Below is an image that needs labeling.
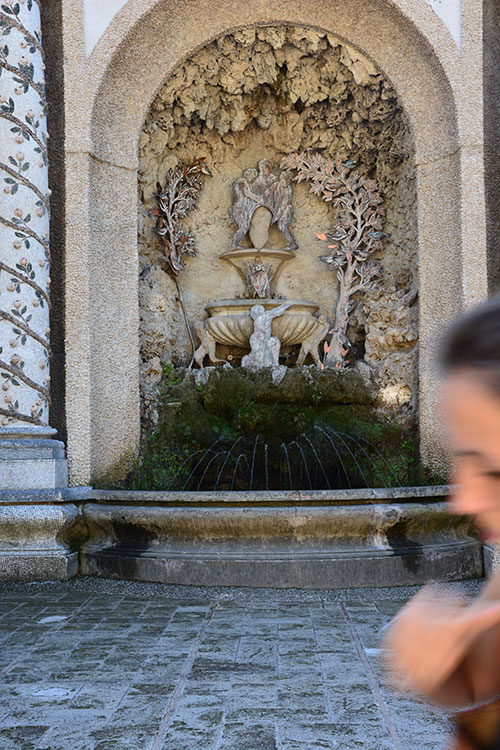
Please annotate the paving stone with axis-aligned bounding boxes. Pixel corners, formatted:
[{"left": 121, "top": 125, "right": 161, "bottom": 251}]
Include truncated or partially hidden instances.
[
  {"left": 0, "top": 724, "right": 49, "bottom": 750},
  {"left": 0, "top": 579, "right": 480, "bottom": 749},
  {"left": 217, "top": 718, "right": 278, "bottom": 750}
]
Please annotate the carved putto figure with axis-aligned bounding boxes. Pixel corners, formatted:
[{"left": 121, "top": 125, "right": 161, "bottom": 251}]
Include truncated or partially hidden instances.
[
  {"left": 241, "top": 303, "right": 291, "bottom": 370},
  {"left": 246, "top": 261, "right": 274, "bottom": 299},
  {"left": 193, "top": 320, "right": 227, "bottom": 369},
  {"left": 296, "top": 315, "right": 330, "bottom": 368},
  {"left": 231, "top": 159, "right": 297, "bottom": 251}
]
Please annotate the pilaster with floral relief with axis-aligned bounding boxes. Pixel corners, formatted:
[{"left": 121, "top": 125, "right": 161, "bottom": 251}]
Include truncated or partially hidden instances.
[{"left": 0, "top": 0, "right": 51, "bottom": 426}]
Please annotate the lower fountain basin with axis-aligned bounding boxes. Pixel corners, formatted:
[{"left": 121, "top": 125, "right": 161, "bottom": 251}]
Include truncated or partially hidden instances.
[
  {"left": 205, "top": 298, "right": 320, "bottom": 347},
  {"left": 79, "top": 487, "right": 484, "bottom": 588}
]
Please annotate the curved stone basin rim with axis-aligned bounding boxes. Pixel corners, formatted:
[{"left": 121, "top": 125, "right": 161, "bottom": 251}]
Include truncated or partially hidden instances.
[
  {"left": 79, "top": 485, "right": 480, "bottom": 588},
  {"left": 89, "top": 485, "right": 452, "bottom": 505},
  {"left": 205, "top": 297, "right": 320, "bottom": 347}
]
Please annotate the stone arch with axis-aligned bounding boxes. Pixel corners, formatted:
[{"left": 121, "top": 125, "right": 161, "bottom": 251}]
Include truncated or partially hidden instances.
[{"left": 65, "top": 0, "right": 483, "bottom": 483}]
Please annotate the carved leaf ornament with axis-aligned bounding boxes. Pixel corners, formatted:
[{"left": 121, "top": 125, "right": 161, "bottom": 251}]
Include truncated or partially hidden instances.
[{"left": 153, "top": 158, "right": 211, "bottom": 276}]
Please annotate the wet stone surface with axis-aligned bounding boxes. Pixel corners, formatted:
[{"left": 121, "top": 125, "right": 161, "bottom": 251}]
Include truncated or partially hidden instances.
[{"left": 0, "top": 578, "right": 482, "bottom": 749}]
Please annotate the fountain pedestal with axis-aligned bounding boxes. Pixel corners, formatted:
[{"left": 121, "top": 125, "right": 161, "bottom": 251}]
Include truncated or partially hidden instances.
[
  {"left": 198, "top": 160, "right": 326, "bottom": 362},
  {"left": 219, "top": 247, "right": 295, "bottom": 287}
]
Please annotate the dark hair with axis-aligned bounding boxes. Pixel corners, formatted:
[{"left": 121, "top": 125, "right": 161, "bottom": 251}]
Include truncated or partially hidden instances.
[{"left": 441, "top": 294, "right": 500, "bottom": 391}]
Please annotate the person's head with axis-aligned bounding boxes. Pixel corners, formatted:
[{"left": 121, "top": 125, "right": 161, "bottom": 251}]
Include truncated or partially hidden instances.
[
  {"left": 441, "top": 294, "right": 500, "bottom": 540},
  {"left": 250, "top": 304, "right": 265, "bottom": 320}
]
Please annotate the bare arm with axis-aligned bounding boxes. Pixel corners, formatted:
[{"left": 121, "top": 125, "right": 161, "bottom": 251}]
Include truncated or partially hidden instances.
[
  {"left": 269, "top": 303, "right": 291, "bottom": 319},
  {"left": 384, "top": 578, "right": 500, "bottom": 708},
  {"left": 432, "top": 573, "right": 500, "bottom": 706}
]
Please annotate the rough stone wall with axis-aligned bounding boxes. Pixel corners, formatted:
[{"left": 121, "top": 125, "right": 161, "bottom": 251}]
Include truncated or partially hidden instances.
[
  {"left": 483, "top": 0, "right": 500, "bottom": 293},
  {"left": 138, "top": 26, "right": 418, "bottom": 424},
  {"left": 41, "top": 0, "right": 66, "bottom": 441}
]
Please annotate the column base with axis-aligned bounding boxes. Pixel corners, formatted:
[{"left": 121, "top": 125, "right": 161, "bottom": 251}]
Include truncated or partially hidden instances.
[
  {"left": 0, "top": 501, "right": 81, "bottom": 581},
  {"left": 0, "top": 426, "right": 68, "bottom": 489},
  {"left": 0, "top": 550, "right": 78, "bottom": 581},
  {"left": 0, "top": 427, "right": 77, "bottom": 581}
]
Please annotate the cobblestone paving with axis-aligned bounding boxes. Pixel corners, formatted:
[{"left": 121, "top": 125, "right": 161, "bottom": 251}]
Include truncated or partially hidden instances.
[{"left": 0, "top": 579, "right": 482, "bottom": 749}]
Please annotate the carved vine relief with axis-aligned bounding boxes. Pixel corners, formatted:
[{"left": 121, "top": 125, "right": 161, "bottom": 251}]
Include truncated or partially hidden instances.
[{"left": 0, "top": 0, "right": 51, "bottom": 426}]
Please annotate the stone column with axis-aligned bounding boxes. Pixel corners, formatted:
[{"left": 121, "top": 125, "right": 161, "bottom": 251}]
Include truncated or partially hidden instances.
[
  {"left": 0, "top": 0, "right": 76, "bottom": 580},
  {"left": 0, "top": 0, "right": 51, "bottom": 430}
]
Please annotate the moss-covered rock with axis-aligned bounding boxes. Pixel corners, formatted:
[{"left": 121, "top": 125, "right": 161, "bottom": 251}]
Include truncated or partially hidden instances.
[{"left": 128, "top": 366, "right": 420, "bottom": 491}]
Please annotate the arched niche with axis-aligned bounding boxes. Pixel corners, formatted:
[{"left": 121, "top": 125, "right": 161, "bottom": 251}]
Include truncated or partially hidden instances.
[{"left": 64, "top": 0, "right": 482, "bottom": 484}]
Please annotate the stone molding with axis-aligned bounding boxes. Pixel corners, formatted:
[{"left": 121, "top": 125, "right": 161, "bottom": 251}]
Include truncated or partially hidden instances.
[
  {"left": 0, "top": 502, "right": 79, "bottom": 581},
  {"left": 0, "top": 486, "right": 486, "bottom": 586},
  {"left": 80, "top": 492, "right": 483, "bottom": 588}
]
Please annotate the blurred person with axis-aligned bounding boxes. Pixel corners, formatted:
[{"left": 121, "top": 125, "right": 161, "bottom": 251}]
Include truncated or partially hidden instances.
[{"left": 384, "top": 294, "right": 500, "bottom": 750}]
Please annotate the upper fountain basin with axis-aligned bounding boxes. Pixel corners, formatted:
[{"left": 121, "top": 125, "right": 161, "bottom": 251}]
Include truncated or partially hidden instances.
[
  {"left": 219, "top": 247, "right": 295, "bottom": 282},
  {"left": 205, "top": 298, "right": 320, "bottom": 347}
]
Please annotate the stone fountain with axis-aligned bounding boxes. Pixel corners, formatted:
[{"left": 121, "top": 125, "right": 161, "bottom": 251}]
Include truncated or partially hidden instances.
[
  {"left": 197, "top": 159, "right": 322, "bottom": 364},
  {"left": 79, "top": 166, "right": 483, "bottom": 590}
]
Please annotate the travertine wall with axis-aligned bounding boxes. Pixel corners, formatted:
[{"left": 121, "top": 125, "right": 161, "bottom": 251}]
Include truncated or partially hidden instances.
[{"left": 53, "top": 0, "right": 487, "bottom": 484}]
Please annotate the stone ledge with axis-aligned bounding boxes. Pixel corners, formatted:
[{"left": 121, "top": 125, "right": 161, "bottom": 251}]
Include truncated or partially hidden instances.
[
  {"left": 80, "top": 497, "right": 482, "bottom": 588},
  {"left": 0, "top": 487, "right": 92, "bottom": 504},
  {"left": 89, "top": 485, "right": 451, "bottom": 506}
]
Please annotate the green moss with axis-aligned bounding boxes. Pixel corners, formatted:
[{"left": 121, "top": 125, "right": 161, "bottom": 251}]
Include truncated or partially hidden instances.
[
  {"left": 128, "top": 433, "right": 194, "bottom": 490},
  {"left": 161, "top": 361, "right": 182, "bottom": 387},
  {"left": 129, "top": 367, "right": 423, "bottom": 491}
]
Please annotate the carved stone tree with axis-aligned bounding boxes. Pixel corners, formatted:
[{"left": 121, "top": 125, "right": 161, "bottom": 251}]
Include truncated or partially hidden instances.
[
  {"left": 152, "top": 158, "right": 211, "bottom": 363},
  {"left": 282, "top": 152, "right": 387, "bottom": 369}
]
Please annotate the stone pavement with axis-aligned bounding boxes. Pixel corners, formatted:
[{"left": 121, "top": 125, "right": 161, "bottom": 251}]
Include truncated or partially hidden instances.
[{"left": 0, "top": 578, "right": 483, "bottom": 750}]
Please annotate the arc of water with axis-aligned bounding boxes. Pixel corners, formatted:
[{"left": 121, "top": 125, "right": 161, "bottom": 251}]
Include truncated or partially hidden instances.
[
  {"left": 213, "top": 436, "right": 244, "bottom": 490},
  {"left": 324, "top": 426, "right": 370, "bottom": 487},
  {"left": 264, "top": 443, "right": 269, "bottom": 491},
  {"left": 290, "top": 439, "right": 312, "bottom": 490},
  {"left": 166, "top": 446, "right": 213, "bottom": 490},
  {"left": 180, "top": 436, "right": 225, "bottom": 490},
  {"left": 300, "top": 433, "right": 331, "bottom": 489},
  {"left": 280, "top": 442, "right": 293, "bottom": 490},
  {"left": 336, "top": 430, "right": 402, "bottom": 485},
  {"left": 165, "top": 448, "right": 204, "bottom": 490},
  {"left": 196, "top": 450, "right": 229, "bottom": 491},
  {"left": 314, "top": 425, "right": 352, "bottom": 489},
  {"left": 249, "top": 435, "right": 259, "bottom": 491},
  {"left": 335, "top": 430, "right": 390, "bottom": 486},
  {"left": 230, "top": 454, "right": 250, "bottom": 491}
]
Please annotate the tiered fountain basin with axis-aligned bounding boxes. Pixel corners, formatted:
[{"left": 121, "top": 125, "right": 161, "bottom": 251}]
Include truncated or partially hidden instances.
[
  {"left": 205, "top": 298, "right": 320, "bottom": 347},
  {"left": 219, "top": 247, "right": 295, "bottom": 280}
]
